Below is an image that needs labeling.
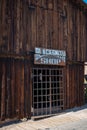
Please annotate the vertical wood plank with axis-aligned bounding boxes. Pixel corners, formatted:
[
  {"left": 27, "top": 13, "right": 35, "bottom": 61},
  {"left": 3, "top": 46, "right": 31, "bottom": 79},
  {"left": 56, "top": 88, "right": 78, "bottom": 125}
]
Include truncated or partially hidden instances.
[
  {"left": 11, "top": 59, "right": 15, "bottom": 117},
  {"left": 20, "top": 61, "right": 24, "bottom": 118},
  {"left": 6, "top": 59, "right": 11, "bottom": 118},
  {"left": 1, "top": 61, "right": 6, "bottom": 120}
]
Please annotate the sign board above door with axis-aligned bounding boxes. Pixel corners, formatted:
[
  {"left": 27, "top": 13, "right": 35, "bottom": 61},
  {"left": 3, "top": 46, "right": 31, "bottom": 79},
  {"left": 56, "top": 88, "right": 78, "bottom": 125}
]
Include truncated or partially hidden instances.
[{"left": 34, "top": 47, "right": 66, "bottom": 66}]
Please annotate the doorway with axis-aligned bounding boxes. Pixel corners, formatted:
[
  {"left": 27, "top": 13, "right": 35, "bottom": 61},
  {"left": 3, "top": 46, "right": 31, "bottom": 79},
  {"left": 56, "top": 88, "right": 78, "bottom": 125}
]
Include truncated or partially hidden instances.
[{"left": 32, "top": 68, "right": 64, "bottom": 116}]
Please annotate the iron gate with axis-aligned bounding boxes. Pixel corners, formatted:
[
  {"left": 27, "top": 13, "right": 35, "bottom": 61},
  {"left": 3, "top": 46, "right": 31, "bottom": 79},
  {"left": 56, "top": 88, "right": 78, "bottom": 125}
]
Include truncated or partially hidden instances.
[{"left": 32, "top": 68, "right": 64, "bottom": 116}]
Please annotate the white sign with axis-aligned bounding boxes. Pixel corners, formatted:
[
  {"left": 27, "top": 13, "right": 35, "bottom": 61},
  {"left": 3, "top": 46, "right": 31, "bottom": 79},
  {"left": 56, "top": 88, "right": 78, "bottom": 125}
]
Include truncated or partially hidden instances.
[
  {"left": 34, "top": 48, "right": 66, "bottom": 66},
  {"left": 35, "top": 48, "right": 66, "bottom": 56}
]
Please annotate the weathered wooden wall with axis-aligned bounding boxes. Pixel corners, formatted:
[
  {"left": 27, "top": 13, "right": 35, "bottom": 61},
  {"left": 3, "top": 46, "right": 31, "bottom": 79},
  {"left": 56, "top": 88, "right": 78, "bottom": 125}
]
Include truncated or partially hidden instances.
[
  {"left": 0, "top": 59, "right": 84, "bottom": 120},
  {"left": 65, "top": 63, "right": 84, "bottom": 109},
  {"left": 0, "top": 0, "right": 86, "bottom": 121},
  {"left": 0, "top": 0, "right": 87, "bottom": 61},
  {"left": 0, "top": 58, "right": 31, "bottom": 120}
]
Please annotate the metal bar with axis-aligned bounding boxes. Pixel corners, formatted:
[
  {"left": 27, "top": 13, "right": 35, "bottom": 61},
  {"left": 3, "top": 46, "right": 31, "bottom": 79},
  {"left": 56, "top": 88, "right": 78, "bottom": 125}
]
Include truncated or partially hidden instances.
[{"left": 32, "top": 67, "right": 64, "bottom": 116}]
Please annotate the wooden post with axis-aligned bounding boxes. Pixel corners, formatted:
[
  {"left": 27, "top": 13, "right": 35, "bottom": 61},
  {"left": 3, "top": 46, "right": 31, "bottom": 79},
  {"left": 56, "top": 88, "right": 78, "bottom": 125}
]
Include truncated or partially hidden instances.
[{"left": 1, "top": 62, "right": 6, "bottom": 120}]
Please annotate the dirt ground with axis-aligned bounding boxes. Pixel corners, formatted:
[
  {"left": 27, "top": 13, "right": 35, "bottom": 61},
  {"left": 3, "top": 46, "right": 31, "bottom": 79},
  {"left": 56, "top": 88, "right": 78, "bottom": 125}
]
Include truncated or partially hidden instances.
[{"left": 0, "top": 104, "right": 87, "bottom": 130}]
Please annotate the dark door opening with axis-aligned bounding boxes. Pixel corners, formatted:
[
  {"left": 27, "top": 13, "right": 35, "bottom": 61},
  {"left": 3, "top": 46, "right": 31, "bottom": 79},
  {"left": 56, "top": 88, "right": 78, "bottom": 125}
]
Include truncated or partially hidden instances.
[{"left": 32, "top": 68, "right": 64, "bottom": 116}]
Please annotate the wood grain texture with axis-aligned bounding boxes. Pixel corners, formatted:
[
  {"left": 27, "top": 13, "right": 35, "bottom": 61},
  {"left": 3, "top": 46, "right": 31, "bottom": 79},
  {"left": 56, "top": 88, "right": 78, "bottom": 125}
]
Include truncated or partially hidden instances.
[
  {"left": 0, "top": 0, "right": 87, "bottom": 61},
  {"left": 0, "top": 0, "right": 86, "bottom": 121}
]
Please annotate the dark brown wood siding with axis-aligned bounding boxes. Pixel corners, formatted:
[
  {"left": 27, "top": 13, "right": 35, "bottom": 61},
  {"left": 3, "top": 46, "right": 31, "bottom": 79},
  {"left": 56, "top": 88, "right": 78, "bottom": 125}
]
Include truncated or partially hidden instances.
[
  {"left": 0, "top": 59, "right": 84, "bottom": 120},
  {"left": 0, "top": 0, "right": 87, "bottom": 61},
  {"left": 65, "top": 63, "right": 84, "bottom": 109},
  {"left": 0, "top": 59, "right": 31, "bottom": 120},
  {"left": 0, "top": 0, "right": 86, "bottom": 121}
]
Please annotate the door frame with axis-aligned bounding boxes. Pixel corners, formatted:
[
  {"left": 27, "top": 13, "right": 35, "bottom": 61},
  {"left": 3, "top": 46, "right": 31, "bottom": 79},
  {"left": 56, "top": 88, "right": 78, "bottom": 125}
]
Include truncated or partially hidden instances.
[{"left": 31, "top": 66, "right": 65, "bottom": 117}]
